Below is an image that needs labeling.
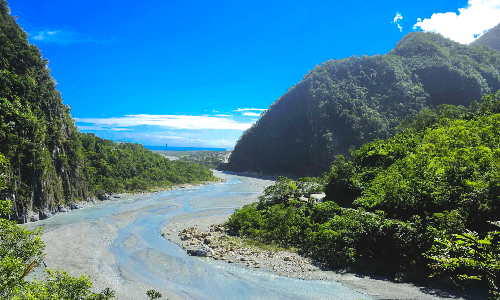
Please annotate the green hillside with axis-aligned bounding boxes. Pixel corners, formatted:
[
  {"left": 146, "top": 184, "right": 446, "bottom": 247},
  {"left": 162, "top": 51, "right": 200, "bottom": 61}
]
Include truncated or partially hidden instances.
[
  {"left": 471, "top": 22, "right": 500, "bottom": 51},
  {"left": 227, "top": 32, "right": 500, "bottom": 176},
  {"left": 0, "top": 0, "right": 216, "bottom": 223},
  {"left": 227, "top": 92, "right": 500, "bottom": 293}
]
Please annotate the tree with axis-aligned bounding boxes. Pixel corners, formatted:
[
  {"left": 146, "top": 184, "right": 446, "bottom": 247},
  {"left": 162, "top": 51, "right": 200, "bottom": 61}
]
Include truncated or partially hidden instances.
[
  {"left": 0, "top": 153, "right": 115, "bottom": 299},
  {"left": 425, "top": 222, "right": 500, "bottom": 299}
]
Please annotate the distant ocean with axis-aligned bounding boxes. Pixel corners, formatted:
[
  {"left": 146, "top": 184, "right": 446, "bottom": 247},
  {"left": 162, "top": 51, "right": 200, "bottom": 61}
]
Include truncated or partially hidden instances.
[{"left": 145, "top": 146, "right": 228, "bottom": 151}]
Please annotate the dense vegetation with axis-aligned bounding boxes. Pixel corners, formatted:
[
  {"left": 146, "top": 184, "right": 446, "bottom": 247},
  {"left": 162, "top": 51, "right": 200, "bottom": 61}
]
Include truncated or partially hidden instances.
[
  {"left": 0, "top": 153, "right": 113, "bottom": 299},
  {"left": 228, "top": 31, "right": 500, "bottom": 176},
  {"left": 227, "top": 91, "right": 500, "bottom": 297},
  {"left": 0, "top": 153, "right": 167, "bottom": 299},
  {"left": 154, "top": 150, "right": 230, "bottom": 169},
  {"left": 0, "top": 0, "right": 216, "bottom": 222},
  {"left": 472, "top": 22, "right": 500, "bottom": 51}
]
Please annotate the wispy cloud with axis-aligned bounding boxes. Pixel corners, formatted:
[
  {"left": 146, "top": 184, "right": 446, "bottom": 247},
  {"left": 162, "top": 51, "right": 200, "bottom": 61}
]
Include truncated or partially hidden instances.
[
  {"left": 414, "top": 0, "right": 500, "bottom": 44},
  {"left": 76, "top": 125, "right": 134, "bottom": 132},
  {"left": 392, "top": 12, "right": 403, "bottom": 32},
  {"left": 234, "top": 108, "right": 267, "bottom": 112},
  {"left": 242, "top": 112, "right": 262, "bottom": 117},
  {"left": 30, "top": 29, "right": 97, "bottom": 45},
  {"left": 76, "top": 114, "right": 254, "bottom": 130}
]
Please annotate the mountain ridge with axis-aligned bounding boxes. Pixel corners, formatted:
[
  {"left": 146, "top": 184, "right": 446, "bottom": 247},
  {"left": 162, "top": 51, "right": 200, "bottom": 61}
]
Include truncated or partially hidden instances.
[{"left": 226, "top": 31, "right": 500, "bottom": 176}]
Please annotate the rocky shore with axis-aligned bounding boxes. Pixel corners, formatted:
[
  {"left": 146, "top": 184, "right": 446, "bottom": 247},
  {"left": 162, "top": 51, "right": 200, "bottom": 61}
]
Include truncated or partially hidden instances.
[
  {"left": 161, "top": 218, "right": 489, "bottom": 300},
  {"left": 21, "top": 179, "right": 224, "bottom": 224},
  {"left": 162, "top": 224, "right": 332, "bottom": 280}
]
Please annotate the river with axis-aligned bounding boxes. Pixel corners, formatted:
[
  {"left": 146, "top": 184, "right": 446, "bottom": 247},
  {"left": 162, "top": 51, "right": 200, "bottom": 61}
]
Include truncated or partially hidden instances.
[{"left": 26, "top": 171, "right": 378, "bottom": 300}]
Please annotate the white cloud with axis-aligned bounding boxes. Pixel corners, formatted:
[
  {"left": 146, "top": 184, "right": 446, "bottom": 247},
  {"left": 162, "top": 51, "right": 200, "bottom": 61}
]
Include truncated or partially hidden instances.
[
  {"left": 76, "top": 114, "right": 253, "bottom": 130},
  {"left": 242, "top": 112, "right": 262, "bottom": 117},
  {"left": 30, "top": 29, "right": 98, "bottom": 45},
  {"left": 77, "top": 125, "right": 133, "bottom": 131},
  {"left": 393, "top": 12, "right": 403, "bottom": 32},
  {"left": 414, "top": 0, "right": 500, "bottom": 44},
  {"left": 234, "top": 108, "right": 267, "bottom": 112}
]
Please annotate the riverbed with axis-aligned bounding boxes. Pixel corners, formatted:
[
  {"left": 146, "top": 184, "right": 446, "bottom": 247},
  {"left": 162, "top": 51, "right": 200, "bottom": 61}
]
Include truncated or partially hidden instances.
[{"left": 26, "top": 171, "right": 474, "bottom": 300}]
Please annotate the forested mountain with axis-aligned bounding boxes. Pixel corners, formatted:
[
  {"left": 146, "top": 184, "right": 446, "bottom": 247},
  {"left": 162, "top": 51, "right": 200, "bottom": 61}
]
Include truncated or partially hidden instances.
[
  {"left": 0, "top": 1, "right": 216, "bottom": 223},
  {"left": 471, "top": 22, "right": 500, "bottom": 51},
  {"left": 227, "top": 32, "right": 500, "bottom": 176},
  {"left": 227, "top": 92, "right": 500, "bottom": 295}
]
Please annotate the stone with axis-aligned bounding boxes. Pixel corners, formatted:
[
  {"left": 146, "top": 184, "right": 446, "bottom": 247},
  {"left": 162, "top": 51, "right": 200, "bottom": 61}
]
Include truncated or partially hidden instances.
[
  {"left": 59, "top": 206, "right": 70, "bottom": 213},
  {"left": 69, "top": 203, "right": 83, "bottom": 210},
  {"left": 97, "top": 193, "right": 110, "bottom": 201},
  {"left": 204, "top": 238, "right": 211, "bottom": 245},
  {"left": 284, "top": 256, "right": 291, "bottom": 261},
  {"left": 29, "top": 214, "right": 39, "bottom": 222},
  {"left": 114, "top": 195, "right": 121, "bottom": 198},
  {"left": 394, "top": 272, "right": 410, "bottom": 283},
  {"left": 39, "top": 210, "right": 52, "bottom": 220},
  {"left": 196, "top": 244, "right": 215, "bottom": 257},
  {"left": 186, "top": 249, "right": 197, "bottom": 256}
]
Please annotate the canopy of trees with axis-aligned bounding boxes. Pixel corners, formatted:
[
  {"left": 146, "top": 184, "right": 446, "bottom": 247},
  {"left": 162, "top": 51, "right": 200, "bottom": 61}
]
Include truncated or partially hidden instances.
[
  {"left": 227, "top": 92, "right": 500, "bottom": 297},
  {"left": 228, "top": 31, "right": 500, "bottom": 176},
  {"left": 471, "top": 22, "right": 500, "bottom": 51}
]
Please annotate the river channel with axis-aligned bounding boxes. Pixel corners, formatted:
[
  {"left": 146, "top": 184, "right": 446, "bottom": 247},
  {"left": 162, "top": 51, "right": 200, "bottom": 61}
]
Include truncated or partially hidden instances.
[{"left": 27, "top": 171, "right": 376, "bottom": 300}]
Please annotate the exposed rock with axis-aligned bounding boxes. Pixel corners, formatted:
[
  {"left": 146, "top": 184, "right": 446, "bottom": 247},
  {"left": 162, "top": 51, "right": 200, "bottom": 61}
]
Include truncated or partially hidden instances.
[
  {"left": 113, "top": 195, "right": 121, "bottom": 198},
  {"left": 69, "top": 203, "right": 83, "bottom": 210},
  {"left": 39, "top": 210, "right": 52, "bottom": 220},
  {"left": 59, "top": 206, "right": 70, "bottom": 213},
  {"left": 29, "top": 214, "right": 39, "bottom": 222},
  {"left": 97, "top": 193, "right": 110, "bottom": 201},
  {"left": 186, "top": 249, "right": 197, "bottom": 256},
  {"left": 196, "top": 244, "right": 215, "bottom": 257}
]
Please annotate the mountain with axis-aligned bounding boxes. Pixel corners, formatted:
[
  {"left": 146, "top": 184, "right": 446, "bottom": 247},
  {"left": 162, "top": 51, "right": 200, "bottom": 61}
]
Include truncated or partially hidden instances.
[
  {"left": 226, "top": 32, "right": 500, "bottom": 176},
  {"left": 471, "top": 22, "right": 500, "bottom": 51},
  {"left": 0, "top": 1, "right": 216, "bottom": 223}
]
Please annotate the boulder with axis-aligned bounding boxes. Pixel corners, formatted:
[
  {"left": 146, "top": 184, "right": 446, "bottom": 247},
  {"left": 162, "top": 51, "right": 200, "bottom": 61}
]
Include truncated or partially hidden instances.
[
  {"left": 69, "top": 203, "right": 83, "bottom": 210},
  {"left": 39, "top": 210, "right": 52, "bottom": 220},
  {"left": 186, "top": 249, "right": 197, "bottom": 256},
  {"left": 196, "top": 244, "right": 215, "bottom": 257},
  {"left": 59, "top": 206, "right": 70, "bottom": 213},
  {"left": 29, "top": 214, "right": 39, "bottom": 222},
  {"left": 97, "top": 193, "right": 110, "bottom": 201}
]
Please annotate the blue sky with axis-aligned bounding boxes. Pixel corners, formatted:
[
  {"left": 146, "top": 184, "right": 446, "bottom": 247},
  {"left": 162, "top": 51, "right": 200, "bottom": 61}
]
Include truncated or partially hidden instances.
[{"left": 10, "top": 0, "right": 500, "bottom": 149}]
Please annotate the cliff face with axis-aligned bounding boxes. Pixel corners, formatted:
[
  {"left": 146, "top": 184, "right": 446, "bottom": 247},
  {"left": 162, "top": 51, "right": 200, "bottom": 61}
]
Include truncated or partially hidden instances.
[
  {"left": 0, "top": 1, "right": 92, "bottom": 222},
  {"left": 227, "top": 32, "right": 500, "bottom": 176},
  {"left": 0, "top": 1, "right": 219, "bottom": 223}
]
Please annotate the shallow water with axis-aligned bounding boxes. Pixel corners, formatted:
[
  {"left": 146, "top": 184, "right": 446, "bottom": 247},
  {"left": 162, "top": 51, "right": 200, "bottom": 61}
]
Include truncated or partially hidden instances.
[{"left": 28, "top": 171, "right": 375, "bottom": 300}]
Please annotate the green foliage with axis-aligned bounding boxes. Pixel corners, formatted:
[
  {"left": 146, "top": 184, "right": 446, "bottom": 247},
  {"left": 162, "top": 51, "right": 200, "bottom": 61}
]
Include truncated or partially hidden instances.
[
  {"left": 0, "top": 1, "right": 217, "bottom": 220},
  {"left": 146, "top": 289, "right": 162, "bottom": 300},
  {"left": 79, "top": 134, "right": 217, "bottom": 195},
  {"left": 228, "top": 92, "right": 500, "bottom": 276},
  {"left": 229, "top": 31, "right": 500, "bottom": 176},
  {"left": 425, "top": 223, "right": 500, "bottom": 299},
  {"left": 471, "top": 22, "right": 500, "bottom": 52},
  {"left": 17, "top": 270, "right": 116, "bottom": 300},
  {"left": 326, "top": 92, "right": 500, "bottom": 231},
  {"left": 154, "top": 150, "right": 230, "bottom": 169},
  {"left": 0, "top": 152, "right": 114, "bottom": 299}
]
